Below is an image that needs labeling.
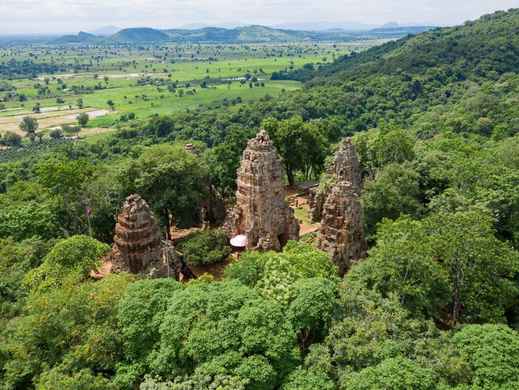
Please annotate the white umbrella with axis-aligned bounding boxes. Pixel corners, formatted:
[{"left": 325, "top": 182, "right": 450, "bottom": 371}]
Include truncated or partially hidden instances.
[{"left": 230, "top": 234, "right": 248, "bottom": 248}]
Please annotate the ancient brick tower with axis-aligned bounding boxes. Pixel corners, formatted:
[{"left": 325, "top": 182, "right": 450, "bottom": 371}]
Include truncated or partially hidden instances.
[
  {"left": 316, "top": 138, "right": 367, "bottom": 275},
  {"left": 110, "top": 194, "right": 163, "bottom": 274},
  {"left": 226, "top": 130, "right": 299, "bottom": 251}
]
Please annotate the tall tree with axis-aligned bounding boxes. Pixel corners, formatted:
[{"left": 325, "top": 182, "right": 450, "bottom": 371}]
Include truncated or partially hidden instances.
[{"left": 123, "top": 144, "right": 208, "bottom": 238}]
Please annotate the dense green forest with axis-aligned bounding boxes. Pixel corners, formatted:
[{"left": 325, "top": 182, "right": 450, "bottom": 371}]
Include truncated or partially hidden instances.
[{"left": 1, "top": 8, "right": 519, "bottom": 390}]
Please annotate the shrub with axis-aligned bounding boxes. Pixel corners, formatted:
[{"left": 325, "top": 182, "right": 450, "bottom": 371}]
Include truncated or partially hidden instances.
[{"left": 178, "top": 229, "right": 231, "bottom": 266}]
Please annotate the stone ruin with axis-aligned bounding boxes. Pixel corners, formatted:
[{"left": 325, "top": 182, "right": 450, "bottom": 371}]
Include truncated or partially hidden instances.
[
  {"left": 314, "top": 138, "right": 367, "bottom": 275},
  {"left": 110, "top": 194, "right": 189, "bottom": 278},
  {"left": 110, "top": 194, "right": 164, "bottom": 274},
  {"left": 225, "top": 130, "right": 300, "bottom": 251},
  {"left": 309, "top": 137, "right": 363, "bottom": 222}
]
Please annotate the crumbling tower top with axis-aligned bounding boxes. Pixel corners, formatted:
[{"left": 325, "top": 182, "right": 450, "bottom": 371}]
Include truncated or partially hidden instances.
[
  {"left": 110, "top": 194, "right": 163, "bottom": 274},
  {"left": 226, "top": 130, "right": 299, "bottom": 251}
]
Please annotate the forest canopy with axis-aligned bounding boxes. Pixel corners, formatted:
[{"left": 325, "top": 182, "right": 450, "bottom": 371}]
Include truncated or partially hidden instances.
[{"left": 1, "top": 8, "right": 519, "bottom": 390}]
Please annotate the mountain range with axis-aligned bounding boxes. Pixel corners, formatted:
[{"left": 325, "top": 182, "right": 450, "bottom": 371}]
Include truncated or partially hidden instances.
[{"left": 54, "top": 24, "right": 436, "bottom": 44}]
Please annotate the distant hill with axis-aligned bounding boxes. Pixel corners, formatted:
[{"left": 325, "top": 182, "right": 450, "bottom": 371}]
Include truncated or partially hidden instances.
[
  {"left": 368, "top": 26, "right": 437, "bottom": 36},
  {"left": 162, "top": 25, "right": 315, "bottom": 43},
  {"left": 52, "top": 24, "right": 435, "bottom": 45},
  {"left": 311, "top": 9, "right": 519, "bottom": 82},
  {"left": 111, "top": 28, "right": 170, "bottom": 42},
  {"left": 54, "top": 31, "right": 100, "bottom": 44}
]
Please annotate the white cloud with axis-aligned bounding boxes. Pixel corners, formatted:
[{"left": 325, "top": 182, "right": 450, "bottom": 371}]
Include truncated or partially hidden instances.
[{"left": 1, "top": 0, "right": 518, "bottom": 34}]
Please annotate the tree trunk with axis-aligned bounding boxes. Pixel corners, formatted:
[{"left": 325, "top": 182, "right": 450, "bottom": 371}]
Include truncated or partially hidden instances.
[
  {"left": 164, "top": 209, "right": 172, "bottom": 241},
  {"left": 286, "top": 164, "right": 295, "bottom": 186}
]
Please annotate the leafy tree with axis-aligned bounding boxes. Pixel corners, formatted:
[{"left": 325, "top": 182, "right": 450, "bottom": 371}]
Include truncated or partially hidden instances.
[
  {"left": 116, "top": 279, "right": 182, "bottom": 387},
  {"left": 282, "top": 367, "right": 335, "bottom": 390},
  {"left": 124, "top": 144, "right": 208, "bottom": 235},
  {"left": 77, "top": 112, "right": 89, "bottom": 127},
  {"left": 49, "top": 128, "right": 64, "bottom": 139},
  {"left": 341, "top": 357, "right": 437, "bottom": 390},
  {"left": 149, "top": 281, "right": 298, "bottom": 388},
  {"left": 452, "top": 324, "right": 519, "bottom": 389},
  {"left": 362, "top": 162, "right": 424, "bottom": 238},
  {"left": 0, "top": 237, "right": 51, "bottom": 323},
  {"left": 263, "top": 116, "right": 329, "bottom": 185},
  {"left": 79, "top": 165, "right": 127, "bottom": 242},
  {"left": 1, "top": 131, "right": 22, "bottom": 147},
  {"left": 426, "top": 210, "right": 519, "bottom": 323},
  {"left": 19, "top": 116, "right": 38, "bottom": 139},
  {"left": 35, "top": 156, "right": 95, "bottom": 235},
  {"left": 350, "top": 210, "right": 519, "bottom": 324},
  {"left": 177, "top": 229, "right": 231, "bottom": 266},
  {"left": 204, "top": 124, "right": 255, "bottom": 197},
  {"left": 354, "top": 128, "right": 415, "bottom": 176},
  {"left": 0, "top": 181, "right": 59, "bottom": 240},
  {"left": 348, "top": 217, "right": 450, "bottom": 319},
  {"left": 226, "top": 241, "right": 338, "bottom": 303},
  {"left": 36, "top": 368, "right": 117, "bottom": 390},
  {"left": 288, "top": 278, "right": 337, "bottom": 352},
  {"left": 2, "top": 274, "right": 132, "bottom": 389},
  {"left": 145, "top": 115, "right": 175, "bottom": 138},
  {"left": 24, "top": 235, "right": 109, "bottom": 293},
  {"left": 140, "top": 374, "right": 247, "bottom": 390}
]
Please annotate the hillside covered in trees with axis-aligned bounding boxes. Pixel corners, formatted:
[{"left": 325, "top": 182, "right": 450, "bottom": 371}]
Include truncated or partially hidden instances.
[{"left": 1, "top": 8, "right": 519, "bottom": 390}]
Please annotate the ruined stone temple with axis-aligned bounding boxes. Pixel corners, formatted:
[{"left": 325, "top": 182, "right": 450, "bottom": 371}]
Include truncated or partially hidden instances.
[
  {"left": 309, "top": 137, "right": 363, "bottom": 222},
  {"left": 315, "top": 138, "right": 367, "bottom": 275},
  {"left": 225, "top": 130, "right": 300, "bottom": 251},
  {"left": 110, "top": 194, "right": 168, "bottom": 275}
]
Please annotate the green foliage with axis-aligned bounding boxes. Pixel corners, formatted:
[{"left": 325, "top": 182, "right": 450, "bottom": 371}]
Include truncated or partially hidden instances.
[
  {"left": 123, "top": 143, "right": 208, "bottom": 229},
  {"left": 354, "top": 128, "right": 415, "bottom": 175},
  {"left": 348, "top": 217, "right": 450, "bottom": 319},
  {"left": 0, "top": 131, "right": 22, "bottom": 147},
  {"left": 150, "top": 281, "right": 298, "bottom": 388},
  {"left": 282, "top": 367, "right": 335, "bottom": 390},
  {"left": 0, "top": 181, "right": 59, "bottom": 240},
  {"left": 226, "top": 241, "right": 338, "bottom": 303},
  {"left": 452, "top": 324, "right": 519, "bottom": 389},
  {"left": 36, "top": 368, "right": 118, "bottom": 390},
  {"left": 426, "top": 211, "right": 519, "bottom": 323},
  {"left": 178, "top": 229, "right": 231, "bottom": 266},
  {"left": 2, "top": 10, "right": 519, "bottom": 390},
  {"left": 326, "top": 284, "right": 437, "bottom": 372},
  {"left": 351, "top": 210, "right": 519, "bottom": 324},
  {"left": 19, "top": 116, "right": 38, "bottom": 135},
  {"left": 362, "top": 162, "right": 424, "bottom": 238},
  {"left": 288, "top": 278, "right": 338, "bottom": 351},
  {"left": 0, "top": 237, "right": 52, "bottom": 323},
  {"left": 49, "top": 128, "right": 64, "bottom": 140},
  {"left": 77, "top": 112, "right": 90, "bottom": 127},
  {"left": 116, "top": 279, "right": 182, "bottom": 387},
  {"left": 24, "top": 235, "right": 109, "bottom": 293},
  {"left": 341, "top": 357, "right": 437, "bottom": 390},
  {"left": 2, "top": 274, "right": 133, "bottom": 389},
  {"left": 263, "top": 116, "right": 330, "bottom": 184},
  {"left": 140, "top": 373, "right": 247, "bottom": 390},
  {"left": 417, "top": 132, "right": 519, "bottom": 248}
]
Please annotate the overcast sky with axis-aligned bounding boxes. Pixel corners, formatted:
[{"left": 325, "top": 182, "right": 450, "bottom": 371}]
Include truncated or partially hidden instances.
[{"left": 1, "top": 0, "right": 519, "bottom": 35}]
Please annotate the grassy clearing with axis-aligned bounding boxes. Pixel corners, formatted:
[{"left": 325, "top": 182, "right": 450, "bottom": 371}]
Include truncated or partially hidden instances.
[{"left": 86, "top": 80, "right": 301, "bottom": 126}]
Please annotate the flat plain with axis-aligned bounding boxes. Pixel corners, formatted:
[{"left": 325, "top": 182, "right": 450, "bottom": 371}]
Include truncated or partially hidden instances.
[{"left": 0, "top": 41, "right": 383, "bottom": 138}]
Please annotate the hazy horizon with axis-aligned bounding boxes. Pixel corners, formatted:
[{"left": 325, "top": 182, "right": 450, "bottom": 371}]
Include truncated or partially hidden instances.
[{"left": 1, "top": 0, "right": 519, "bottom": 35}]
